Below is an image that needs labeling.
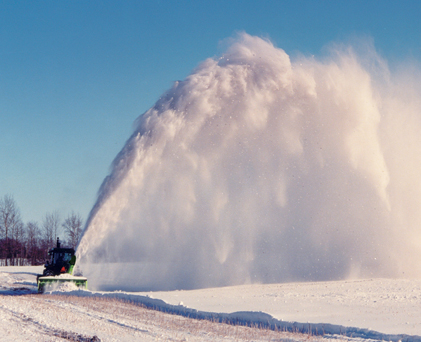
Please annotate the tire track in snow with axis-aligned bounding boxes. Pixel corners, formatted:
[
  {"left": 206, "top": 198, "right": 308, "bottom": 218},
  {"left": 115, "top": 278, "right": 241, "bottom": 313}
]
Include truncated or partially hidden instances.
[
  {"left": 36, "top": 296, "right": 150, "bottom": 335},
  {"left": 0, "top": 302, "right": 100, "bottom": 341}
]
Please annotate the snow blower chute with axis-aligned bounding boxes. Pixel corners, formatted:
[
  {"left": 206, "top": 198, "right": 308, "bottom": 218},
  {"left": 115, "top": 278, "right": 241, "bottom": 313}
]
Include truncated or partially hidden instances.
[{"left": 37, "top": 238, "right": 87, "bottom": 293}]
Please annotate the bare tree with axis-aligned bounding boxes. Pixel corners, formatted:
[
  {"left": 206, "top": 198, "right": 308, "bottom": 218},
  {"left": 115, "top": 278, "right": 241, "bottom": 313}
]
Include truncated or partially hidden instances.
[
  {"left": 42, "top": 211, "right": 61, "bottom": 250},
  {"left": 0, "top": 195, "right": 22, "bottom": 265},
  {"left": 62, "top": 212, "right": 83, "bottom": 248},
  {"left": 26, "top": 221, "right": 40, "bottom": 265},
  {"left": 11, "top": 219, "right": 24, "bottom": 265}
]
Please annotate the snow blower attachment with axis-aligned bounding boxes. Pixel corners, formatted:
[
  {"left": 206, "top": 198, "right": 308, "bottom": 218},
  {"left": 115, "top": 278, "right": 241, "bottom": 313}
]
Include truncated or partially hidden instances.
[{"left": 37, "top": 238, "right": 87, "bottom": 293}]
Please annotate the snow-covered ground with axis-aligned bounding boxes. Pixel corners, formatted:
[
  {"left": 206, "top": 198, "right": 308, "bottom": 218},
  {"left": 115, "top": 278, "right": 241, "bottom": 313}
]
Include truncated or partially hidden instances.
[
  {"left": 1, "top": 266, "right": 421, "bottom": 341},
  {"left": 142, "top": 278, "right": 421, "bottom": 336}
]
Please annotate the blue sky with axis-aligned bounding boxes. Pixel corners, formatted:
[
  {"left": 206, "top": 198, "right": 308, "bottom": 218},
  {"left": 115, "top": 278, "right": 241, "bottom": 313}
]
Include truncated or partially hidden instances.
[{"left": 1, "top": 0, "right": 420, "bottom": 225}]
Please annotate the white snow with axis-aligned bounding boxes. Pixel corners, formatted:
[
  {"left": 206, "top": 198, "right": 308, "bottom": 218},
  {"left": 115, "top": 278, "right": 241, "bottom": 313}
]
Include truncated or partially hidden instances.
[
  {"left": 78, "top": 34, "right": 421, "bottom": 293},
  {"left": 140, "top": 278, "right": 421, "bottom": 335},
  {"left": 1, "top": 266, "right": 421, "bottom": 341}
]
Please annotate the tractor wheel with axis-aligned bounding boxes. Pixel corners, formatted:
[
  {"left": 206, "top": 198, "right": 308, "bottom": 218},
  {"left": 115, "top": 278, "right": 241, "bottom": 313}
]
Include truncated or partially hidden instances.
[{"left": 43, "top": 269, "right": 54, "bottom": 276}]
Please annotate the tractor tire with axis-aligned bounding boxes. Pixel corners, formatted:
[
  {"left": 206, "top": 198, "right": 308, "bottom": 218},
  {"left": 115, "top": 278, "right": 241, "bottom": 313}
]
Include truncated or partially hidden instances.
[{"left": 43, "top": 269, "right": 54, "bottom": 276}]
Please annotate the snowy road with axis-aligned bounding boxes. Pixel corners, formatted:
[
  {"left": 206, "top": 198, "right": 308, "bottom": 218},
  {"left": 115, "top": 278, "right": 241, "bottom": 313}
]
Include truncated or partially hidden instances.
[
  {"left": 1, "top": 266, "right": 421, "bottom": 341},
  {"left": 4, "top": 294, "right": 313, "bottom": 341},
  {"left": 0, "top": 266, "right": 330, "bottom": 341}
]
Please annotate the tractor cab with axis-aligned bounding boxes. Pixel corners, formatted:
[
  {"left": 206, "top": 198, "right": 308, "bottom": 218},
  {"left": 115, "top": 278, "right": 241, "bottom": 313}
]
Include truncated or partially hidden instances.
[{"left": 43, "top": 238, "right": 76, "bottom": 276}]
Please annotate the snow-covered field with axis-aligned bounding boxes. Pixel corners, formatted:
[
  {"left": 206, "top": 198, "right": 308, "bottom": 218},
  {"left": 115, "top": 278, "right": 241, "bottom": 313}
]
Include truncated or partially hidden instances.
[{"left": 1, "top": 266, "right": 421, "bottom": 341}]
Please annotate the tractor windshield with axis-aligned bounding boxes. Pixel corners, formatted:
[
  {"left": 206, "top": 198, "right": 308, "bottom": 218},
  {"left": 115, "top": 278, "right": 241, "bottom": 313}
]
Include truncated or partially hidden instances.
[
  {"left": 63, "top": 252, "right": 73, "bottom": 262},
  {"left": 50, "top": 251, "right": 74, "bottom": 264}
]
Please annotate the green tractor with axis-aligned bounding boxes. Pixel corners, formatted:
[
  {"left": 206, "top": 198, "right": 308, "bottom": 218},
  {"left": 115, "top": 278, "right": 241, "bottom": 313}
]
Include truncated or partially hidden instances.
[{"left": 37, "top": 238, "right": 87, "bottom": 293}]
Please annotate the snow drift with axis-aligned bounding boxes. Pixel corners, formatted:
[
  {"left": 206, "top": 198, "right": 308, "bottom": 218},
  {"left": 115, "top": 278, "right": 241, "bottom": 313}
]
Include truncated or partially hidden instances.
[{"left": 77, "top": 33, "right": 421, "bottom": 291}]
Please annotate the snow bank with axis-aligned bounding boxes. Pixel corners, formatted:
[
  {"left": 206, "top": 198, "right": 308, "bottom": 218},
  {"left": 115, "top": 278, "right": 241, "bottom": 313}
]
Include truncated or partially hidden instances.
[{"left": 55, "top": 286, "right": 421, "bottom": 342}]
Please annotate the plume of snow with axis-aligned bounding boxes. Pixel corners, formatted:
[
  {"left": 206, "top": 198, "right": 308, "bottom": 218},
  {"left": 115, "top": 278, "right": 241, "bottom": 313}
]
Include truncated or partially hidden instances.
[{"left": 77, "top": 33, "right": 421, "bottom": 291}]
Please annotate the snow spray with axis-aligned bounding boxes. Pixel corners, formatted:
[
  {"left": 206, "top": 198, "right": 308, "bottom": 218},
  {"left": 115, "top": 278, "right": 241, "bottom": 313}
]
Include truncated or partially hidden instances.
[{"left": 77, "top": 33, "right": 421, "bottom": 291}]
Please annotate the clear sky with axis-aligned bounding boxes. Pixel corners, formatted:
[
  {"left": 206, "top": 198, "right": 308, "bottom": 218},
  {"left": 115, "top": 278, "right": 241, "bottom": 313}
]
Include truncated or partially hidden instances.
[{"left": 1, "top": 0, "right": 420, "bottom": 225}]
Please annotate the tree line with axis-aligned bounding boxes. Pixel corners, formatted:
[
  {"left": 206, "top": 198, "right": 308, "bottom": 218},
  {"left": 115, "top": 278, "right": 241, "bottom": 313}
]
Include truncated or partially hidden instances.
[{"left": 0, "top": 194, "right": 83, "bottom": 266}]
